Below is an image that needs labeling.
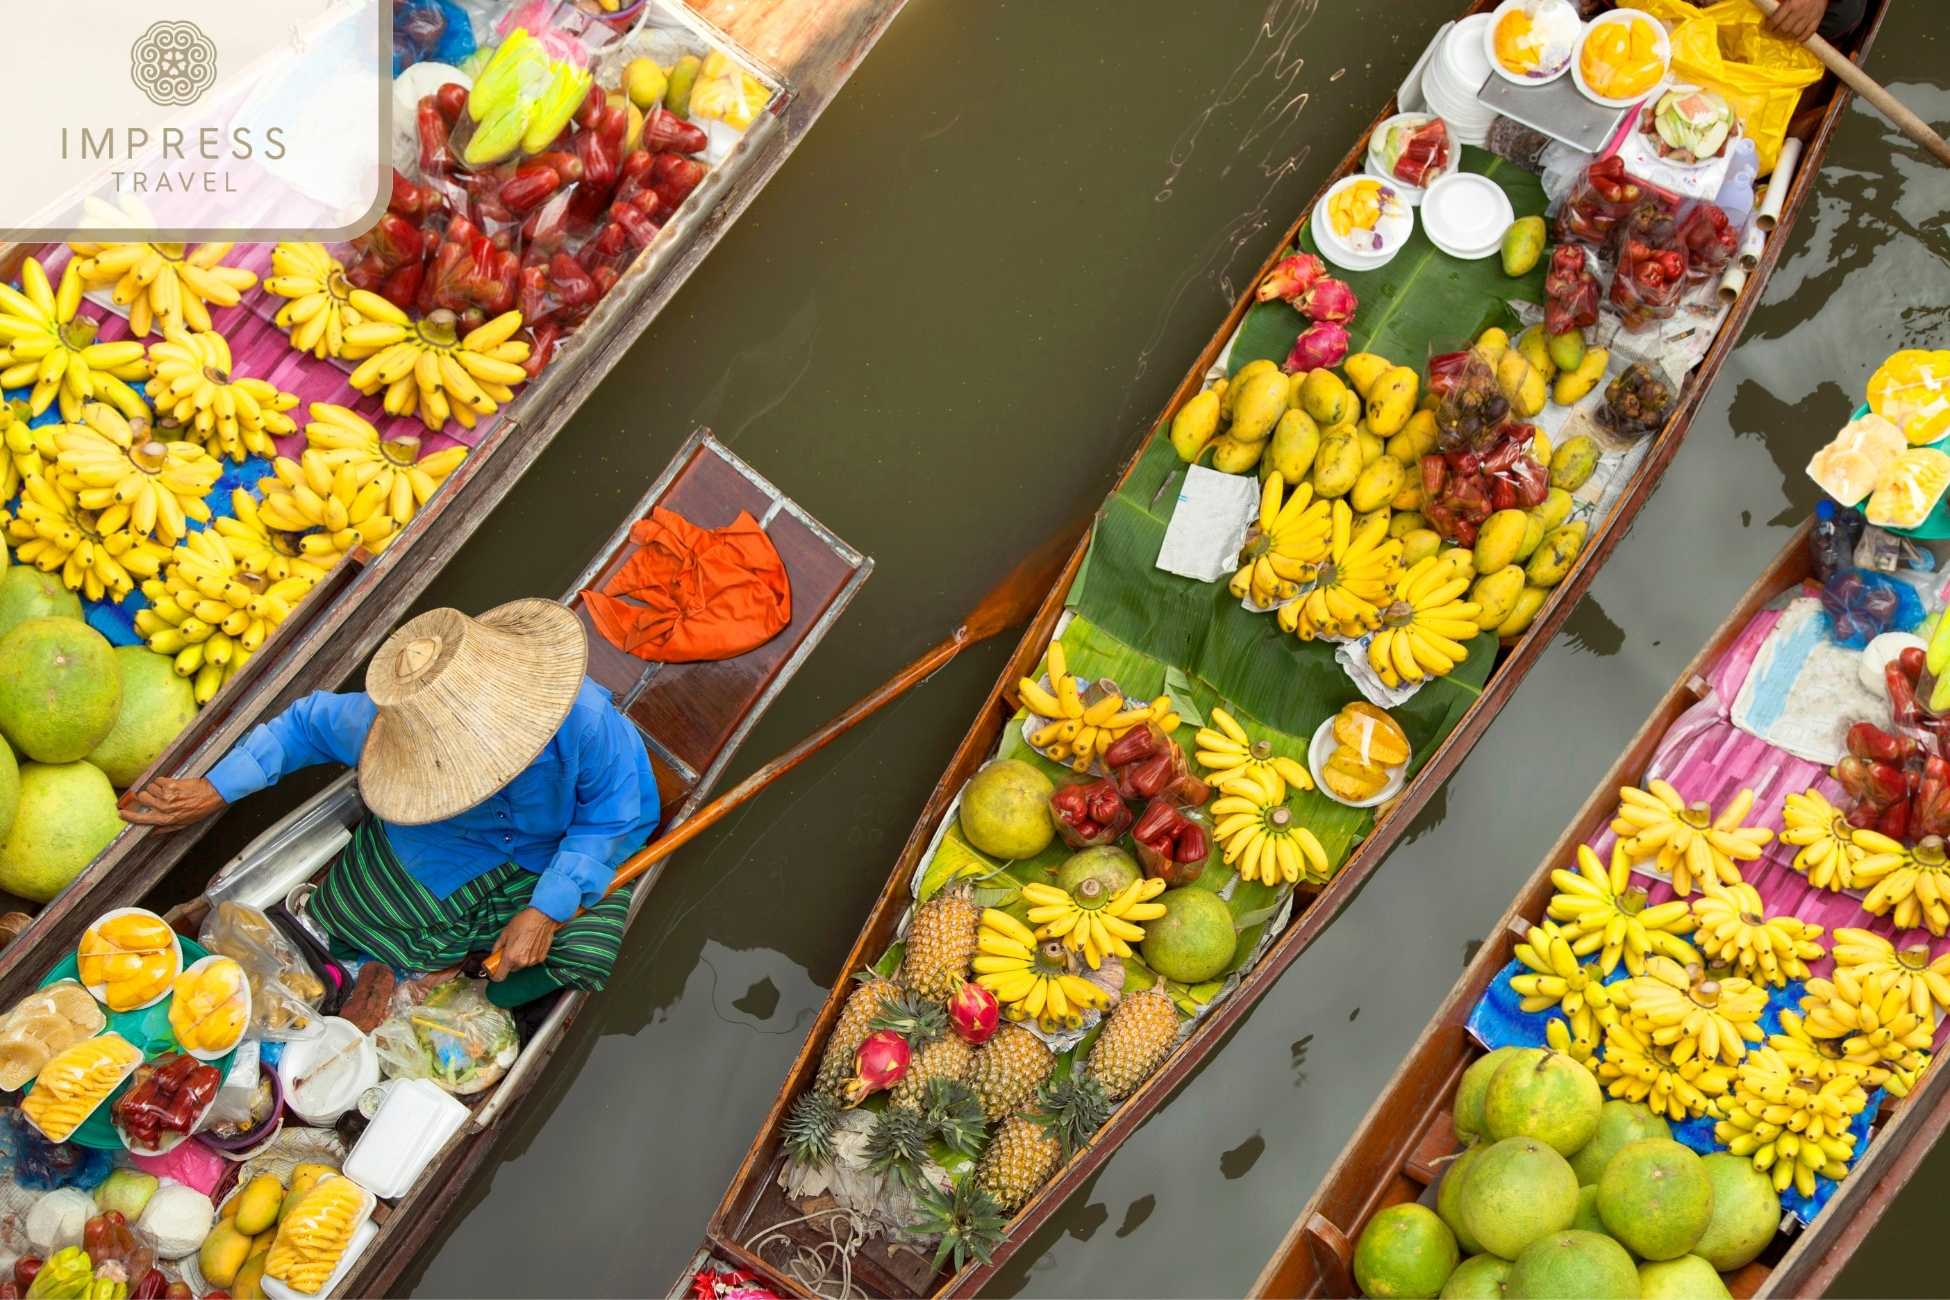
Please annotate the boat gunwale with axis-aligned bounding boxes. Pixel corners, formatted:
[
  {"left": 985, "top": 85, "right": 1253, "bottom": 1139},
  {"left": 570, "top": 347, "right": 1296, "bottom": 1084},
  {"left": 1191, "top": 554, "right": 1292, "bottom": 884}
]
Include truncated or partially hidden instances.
[{"left": 697, "top": 1, "right": 1880, "bottom": 1288}]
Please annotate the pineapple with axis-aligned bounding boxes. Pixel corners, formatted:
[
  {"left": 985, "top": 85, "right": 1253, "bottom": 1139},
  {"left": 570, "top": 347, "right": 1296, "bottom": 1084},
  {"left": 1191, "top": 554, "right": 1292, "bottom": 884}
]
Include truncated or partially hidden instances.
[
  {"left": 890, "top": 1034, "right": 976, "bottom": 1112},
  {"left": 782, "top": 1091, "right": 843, "bottom": 1166},
  {"left": 814, "top": 974, "right": 902, "bottom": 1095},
  {"left": 902, "top": 883, "right": 981, "bottom": 1002},
  {"left": 1083, "top": 987, "right": 1181, "bottom": 1100},
  {"left": 969, "top": 1023, "right": 1054, "bottom": 1122},
  {"left": 975, "top": 1074, "right": 1112, "bottom": 1212}
]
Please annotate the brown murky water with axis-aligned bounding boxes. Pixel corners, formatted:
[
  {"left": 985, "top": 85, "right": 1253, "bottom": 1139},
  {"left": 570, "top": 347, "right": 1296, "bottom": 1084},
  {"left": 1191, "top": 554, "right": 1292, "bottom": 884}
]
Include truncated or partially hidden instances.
[{"left": 177, "top": 0, "right": 1950, "bottom": 1293}]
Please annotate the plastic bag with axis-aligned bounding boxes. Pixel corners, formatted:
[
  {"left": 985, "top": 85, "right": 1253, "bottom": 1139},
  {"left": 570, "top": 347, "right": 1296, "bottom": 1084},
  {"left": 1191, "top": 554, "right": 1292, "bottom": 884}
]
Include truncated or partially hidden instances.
[
  {"left": 1675, "top": 200, "right": 1740, "bottom": 281},
  {"left": 372, "top": 979, "right": 517, "bottom": 1095},
  {"left": 1609, "top": 202, "right": 1688, "bottom": 330},
  {"left": 198, "top": 903, "right": 326, "bottom": 1043},
  {"left": 1618, "top": 0, "right": 1823, "bottom": 176},
  {"left": 1866, "top": 448, "right": 1950, "bottom": 530},
  {"left": 1130, "top": 797, "right": 1213, "bottom": 888},
  {"left": 1553, "top": 156, "right": 1644, "bottom": 246},
  {"left": 1868, "top": 349, "right": 1950, "bottom": 446},
  {"left": 1047, "top": 776, "right": 1132, "bottom": 850},
  {"left": 1821, "top": 569, "right": 1924, "bottom": 649},
  {"left": 21, "top": 1036, "right": 142, "bottom": 1144},
  {"left": 0, "top": 1112, "right": 111, "bottom": 1194},
  {"left": 394, "top": 0, "right": 477, "bottom": 76}
]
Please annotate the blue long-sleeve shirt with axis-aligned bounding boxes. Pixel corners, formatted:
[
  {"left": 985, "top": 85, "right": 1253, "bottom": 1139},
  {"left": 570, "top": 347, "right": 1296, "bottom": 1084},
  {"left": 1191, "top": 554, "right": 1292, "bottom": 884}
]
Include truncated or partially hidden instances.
[{"left": 206, "top": 678, "right": 661, "bottom": 923}]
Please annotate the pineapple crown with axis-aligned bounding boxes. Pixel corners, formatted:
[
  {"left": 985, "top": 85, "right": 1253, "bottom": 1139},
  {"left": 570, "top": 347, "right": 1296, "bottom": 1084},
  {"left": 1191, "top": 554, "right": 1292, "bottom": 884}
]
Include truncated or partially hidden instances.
[
  {"left": 782, "top": 1090, "right": 843, "bottom": 1168},
  {"left": 1026, "top": 1072, "right": 1113, "bottom": 1160},
  {"left": 864, "top": 1105, "right": 936, "bottom": 1184},
  {"left": 920, "top": 1077, "right": 987, "bottom": 1157},
  {"left": 911, "top": 1177, "right": 1007, "bottom": 1275},
  {"left": 869, "top": 989, "right": 949, "bottom": 1047}
]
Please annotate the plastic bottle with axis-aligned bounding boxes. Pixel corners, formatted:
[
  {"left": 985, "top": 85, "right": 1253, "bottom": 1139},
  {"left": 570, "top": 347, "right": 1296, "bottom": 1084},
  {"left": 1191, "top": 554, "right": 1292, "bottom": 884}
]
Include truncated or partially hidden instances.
[
  {"left": 1811, "top": 500, "right": 1851, "bottom": 582},
  {"left": 1714, "top": 137, "right": 1760, "bottom": 227}
]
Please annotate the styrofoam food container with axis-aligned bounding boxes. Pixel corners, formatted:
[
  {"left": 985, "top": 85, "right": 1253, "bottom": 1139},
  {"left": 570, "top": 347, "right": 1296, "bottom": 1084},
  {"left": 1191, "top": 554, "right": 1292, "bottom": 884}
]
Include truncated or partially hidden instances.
[
  {"left": 1484, "top": 0, "right": 1582, "bottom": 85},
  {"left": 342, "top": 1077, "right": 469, "bottom": 1199},
  {"left": 80, "top": 908, "right": 183, "bottom": 1012},
  {"left": 1572, "top": 8, "right": 1671, "bottom": 109},
  {"left": 277, "top": 1017, "right": 379, "bottom": 1124},
  {"left": 1420, "top": 173, "right": 1515, "bottom": 260},
  {"left": 1309, "top": 718, "right": 1408, "bottom": 809},
  {"left": 260, "top": 1191, "right": 377, "bottom": 1299}
]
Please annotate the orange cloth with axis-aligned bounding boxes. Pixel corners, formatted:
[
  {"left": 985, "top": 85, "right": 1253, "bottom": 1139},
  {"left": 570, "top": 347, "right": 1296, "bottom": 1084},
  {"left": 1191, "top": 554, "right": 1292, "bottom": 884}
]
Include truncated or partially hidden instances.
[{"left": 582, "top": 507, "right": 792, "bottom": 662}]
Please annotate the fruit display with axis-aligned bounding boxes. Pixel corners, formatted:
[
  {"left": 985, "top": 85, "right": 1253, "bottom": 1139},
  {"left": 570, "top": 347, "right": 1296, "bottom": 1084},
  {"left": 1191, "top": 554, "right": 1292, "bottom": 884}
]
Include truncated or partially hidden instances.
[
  {"left": 901, "top": 883, "right": 981, "bottom": 1003},
  {"left": 141, "top": 328, "right": 299, "bottom": 464},
  {"left": 0, "top": 982, "right": 104, "bottom": 1092},
  {"left": 342, "top": 298, "right": 531, "bottom": 434},
  {"left": 1327, "top": 179, "right": 1388, "bottom": 243},
  {"left": 1275, "top": 501, "right": 1401, "bottom": 641},
  {"left": 1547, "top": 844, "right": 1700, "bottom": 977},
  {"left": 64, "top": 242, "right": 258, "bottom": 339},
  {"left": 1374, "top": 116, "right": 1450, "bottom": 188},
  {"left": 1712, "top": 1048, "right": 1865, "bottom": 1198},
  {"left": 0, "top": 260, "right": 152, "bottom": 423},
  {"left": 1210, "top": 764, "right": 1329, "bottom": 883},
  {"left": 1579, "top": 13, "right": 1666, "bottom": 101},
  {"left": 1369, "top": 548, "right": 1481, "bottom": 685},
  {"left": 1230, "top": 475, "right": 1331, "bottom": 610},
  {"left": 264, "top": 1175, "right": 374, "bottom": 1294},
  {"left": 109, "top": 1053, "right": 221, "bottom": 1152},
  {"left": 262, "top": 243, "right": 368, "bottom": 361},
  {"left": 972, "top": 908, "right": 1112, "bottom": 1033},
  {"left": 1687, "top": 882, "right": 1825, "bottom": 987},
  {"left": 1866, "top": 348, "right": 1950, "bottom": 445},
  {"left": 1609, "top": 781, "right": 1771, "bottom": 897},
  {"left": 1196, "top": 706, "right": 1313, "bottom": 796},
  {"left": 20, "top": 1034, "right": 142, "bottom": 1143},
  {"left": 1315, "top": 702, "right": 1411, "bottom": 804},
  {"left": 135, "top": 528, "right": 304, "bottom": 703},
  {"left": 1022, "top": 876, "right": 1166, "bottom": 968},
  {"left": 166, "top": 956, "right": 248, "bottom": 1054},
  {"left": 1017, "top": 641, "right": 1175, "bottom": 773},
  {"left": 77, "top": 911, "right": 178, "bottom": 1011}
]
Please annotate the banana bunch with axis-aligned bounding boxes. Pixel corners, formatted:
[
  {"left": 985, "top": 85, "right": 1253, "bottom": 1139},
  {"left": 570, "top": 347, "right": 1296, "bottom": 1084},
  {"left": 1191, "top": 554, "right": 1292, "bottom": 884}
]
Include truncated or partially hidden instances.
[
  {"left": 1794, "top": 929, "right": 1944, "bottom": 1081},
  {"left": 1020, "top": 641, "right": 1177, "bottom": 772},
  {"left": 1688, "top": 881, "right": 1825, "bottom": 988},
  {"left": 263, "top": 242, "right": 366, "bottom": 359},
  {"left": 66, "top": 240, "right": 258, "bottom": 337},
  {"left": 1770, "top": 1008, "right": 1920, "bottom": 1098},
  {"left": 1595, "top": 1015, "right": 1734, "bottom": 1121},
  {"left": 1229, "top": 474, "right": 1330, "bottom": 608},
  {"left": 1194, "top": 706, "right": 1313, "bottom": 794},
  {"left": 1547, "top": 843, "right": 1699, "bottom": 977},
  {"left": 137, "top": 531, "right": 312, "bottom": 702},
  {"left": 0, "top": 258, "right": 150, "bottom": 422},
  {"left": 1830, "top": 928, "right": 1950, "bottom": 1025},
  {"left": 302, "top": 403, "right": 469, "bottom": 529},
  {"left": 144, "top": 327, "right": 300, "bottom": 462},
  {"left": 0, "top": 397, "right": 49, "bottom": 504},
  {"left": 1851, "top": 831, "right": 1950, "bottom": 935},
  {"left": 1210, "top": 763, "right": 1330, "bottom": 884},
  {"left": 973, "top": 908, "right": 1112, "bottom": 1034},
  {"left": 52, "top": 403, "right": 220, "bottom": 545},
  {"left": 212, "top": 490, "right": 332, "bottom": 588},
  {"left": 1276, "top": 500, "right": 1401, "bottom": 641},
  {"left": 1369, "top": 548, "right": 1481, "bottom": 686},
  {"left": 265, "top": 1175, "right": 369, "bottom": 1294},
  {"left": 1780, "top": 788, "right": 1866, "bottom": 892},
  {"left": 1711, "top": 1048, "right": 1865, "bottom": 1198},
  {"left": 342, "top": 298, "right": 531, "bottom": 433},
  {"left": 1511, "top": 919, "right": 1622, "bottom": 1070},
  {"left": 253, "top": 407, "right": 468, "bottom": 565},
  {"left": 1023, "top": 877, "right": 1167, "bottom": 969},
  {"left": 7, "top": 475, "right": 171, "bottom": 603},
  {"left": 1615, "top": 954, "right": 1768, "bottom": 1067},
  {"left": 1611, "top": 781, "right": 1772, "bottom": 896}
]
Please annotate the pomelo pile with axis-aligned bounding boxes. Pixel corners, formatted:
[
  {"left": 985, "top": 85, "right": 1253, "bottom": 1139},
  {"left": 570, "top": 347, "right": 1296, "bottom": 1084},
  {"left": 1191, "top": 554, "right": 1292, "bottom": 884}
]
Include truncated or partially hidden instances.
[
  {"left": 1354, "top": 1047, "right": 1782, "bottom": 1299},
  {"left": 0, "top": 566, "right": 194, "bottom": 903}
]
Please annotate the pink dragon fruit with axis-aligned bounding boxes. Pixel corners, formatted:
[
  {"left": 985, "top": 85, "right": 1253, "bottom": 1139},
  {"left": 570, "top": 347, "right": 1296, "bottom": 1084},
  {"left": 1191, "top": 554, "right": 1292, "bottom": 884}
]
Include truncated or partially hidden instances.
[
  {"left": 841, "top": 1029, "right": 911, "bottom": 1105},
  {"left": 1297, "top": 276, "right": 1358, "bottom": 323},
  {"left": 1255, "top": 252, "right": 1326, "bottom": 302},
  {"left": 948, "top": 980, "right": 1000, "bottom": 1044},
  {"left": 1283, "top": 320, "right": 1350, "bottom": 373}
]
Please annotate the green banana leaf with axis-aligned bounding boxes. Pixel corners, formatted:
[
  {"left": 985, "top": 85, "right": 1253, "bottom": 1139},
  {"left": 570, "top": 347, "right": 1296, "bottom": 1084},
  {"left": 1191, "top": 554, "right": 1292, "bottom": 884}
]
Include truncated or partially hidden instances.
[{"left": 1228, "top": 147, "right": 1550, "bottom": 377}]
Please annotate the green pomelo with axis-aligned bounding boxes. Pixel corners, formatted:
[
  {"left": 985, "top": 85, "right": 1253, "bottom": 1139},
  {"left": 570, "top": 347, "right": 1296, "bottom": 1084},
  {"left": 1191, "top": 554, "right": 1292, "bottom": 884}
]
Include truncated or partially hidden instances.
[
  {"left": 1055, "top": 845, "right": 1140, "bottom": 899},
  {"left": 1139, "top": 886, "right": 1237, "bottom": 983},
  {"left": 0, "top": 742, "right": 17, "bottom": 843},
  {"left": 1459, "top": 1136, "right": 1579, "bottom": 1261},
  {"left": 1440, "top": 1254, "right": 1511, "bottom": 1299},
  {"left": 1638, "top": 1255, "right": 1729, "bottom": 1299},
  {"left": 1506, "top": 1231, "right": 1641, "bottom": 1300},
  {"left": 1439, "top": 1145, "right": 1490, "bottom": 1256},
  {"left": 958, "top": 759, "right": 1055, "bottom": 860},
  {"left": 1574, "top": 1185, "right": 1638, "bottom": 1260},
  {"left": 0, "top": 761, "right": 121, "bottom": 902},
  {"left": 1484, "top": 1049, "right": 1602, "bottom": 1155},
  {"left": 0, "top": 568, "right": 81, "bottom": 642},
  {"left": 1690, "top": 1153, "right": 1779, "bottom": 1271},
  {"left": 1571, "top": 1101, "right": 1673, "bottom": 1186},
  {"left": 85, "top": 647, "right": 196, "bottom": 788},
  {"left": 1598, "top": 1139, "right": 1714, "bottom": 1262},
  {"left": 1354, "top": 1203, "right": 1459, "bottom": 1300},
  {"left": 0, "top": 618, "right": 122, "bottom": 764},
  {"left": 1455, "top": 1047, "right": 1522, "bottom": 1143}
]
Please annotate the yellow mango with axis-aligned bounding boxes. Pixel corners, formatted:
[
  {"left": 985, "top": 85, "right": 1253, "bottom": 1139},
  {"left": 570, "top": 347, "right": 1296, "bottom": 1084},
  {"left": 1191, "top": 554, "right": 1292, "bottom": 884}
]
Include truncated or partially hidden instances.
[
  {"left": 1230, "top": 368, "right": 1292, "bottom": 443},
  {"left": 1513, "top": 511, "right": 1548, "bottom": 563},
  {"left": 1391, "top": 479, "right": 1425, "bottom": 512},
  {"left": 1475, "top": 327, "right": 1509, "bottom": 365},
  {"left": 200, "top": 1222, "right": 254, "bottom": 1288},
  {"left": 1388, "top": 511, "right": 1426, "bottom": 539},
  {"left": 1343, "top": 352, "right": 1392, "bottom": 399},
  {"left": 1515, "top": 325, "right": 1556, "bottom": 381},
  {"left": 1310, "top": 435, "right": 1364, "bottom": 499},
  {"left": 1502, "top": 216, "right": 1546, "bottom": 277},
  {"left": 1386, "top": 409, "right": 1440, "bottom": 464},
  {"left": 1300, "top": 368, "right": 1351, "bottom": 425},
  {"left": 1350, "top": 455, "right": 1407, "bottom": 514},
  {"left": 1495, "top": 350, "right": 1547, "bottom": 418},
  {"left": 1553, "top": 347, "right": 1609, "bottom": 406},
  {"left": 1210, "top": 435, "right": 1265, "bottom": 475},
  {"left": 234, "top": 1172, "right": 285, "bottom": 1236},
  {"left": 1352, "top": 507, "right": 1392, "bottom": 538},
  {"left": 1169, "top": 389, "right": 1220, "bottom": 462},
  {"left": 1356, "top": 429, "right": 1386, "bottom": 467},
  {"left": 1471, "top": 566, "right": 1526, "bottom": 631},
  {"left": 1365, "top": 365, "right": 1420, "bottom": 436},
  {"left": 1225, "top": 359, "right": 1278, "bottom": 423},
  {"left": 1400, "top": 528, "right": 1442, "bottom": 567},
  {"left": 1262, "top": 409, "right": 1321, "bottom": 484},
  {"left": 233, "top": 1249, "right": 270, "bottom": 1300},
  {"left": 1550, "top": 435, "right": 1599, "bottom": 491},
  {"left": 1532, "top": 487, "right": 1574, "bottom": 534},
  {"left": 1472, "top": 509, "right": 1530, "bottom": 575},
  {"left": 1525, "top": 521, "right": 1589, "bottom": 588},
  {"left": 1547, "top": 328, "right": 1587, "bottom": 373},
  {"left": 1495, "top": 585, "right": 1551, "bottom": 638}
]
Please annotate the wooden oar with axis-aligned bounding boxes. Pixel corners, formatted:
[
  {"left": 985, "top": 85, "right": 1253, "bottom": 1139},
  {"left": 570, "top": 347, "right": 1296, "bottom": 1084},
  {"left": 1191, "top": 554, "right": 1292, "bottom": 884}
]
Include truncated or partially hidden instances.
[
  {"left": 1751, "top": 0, "right": 1950, "bottom": 167},
  {"left": 484, "top": 513, "right": 1091, "bottom": 972}
]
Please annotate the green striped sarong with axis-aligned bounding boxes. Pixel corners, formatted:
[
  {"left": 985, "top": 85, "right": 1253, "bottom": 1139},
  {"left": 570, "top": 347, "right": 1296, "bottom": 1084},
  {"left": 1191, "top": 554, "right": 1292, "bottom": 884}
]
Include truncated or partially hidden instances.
[{"left": 310, "top": 817, "right": 633, "bottom": 992}]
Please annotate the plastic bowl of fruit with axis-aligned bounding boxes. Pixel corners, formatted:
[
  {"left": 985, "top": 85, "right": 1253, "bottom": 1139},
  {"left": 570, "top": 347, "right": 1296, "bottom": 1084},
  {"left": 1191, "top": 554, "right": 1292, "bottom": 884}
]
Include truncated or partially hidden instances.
[
  {"left": 1485, "top": 0, "right": 1582, "bottom": 85},
  {"left": 1308, "top": 706, "right": 1411, "bottom": 808},
  {"left": 1573, "top": 9, "right": 1671, "bottom": 108}
]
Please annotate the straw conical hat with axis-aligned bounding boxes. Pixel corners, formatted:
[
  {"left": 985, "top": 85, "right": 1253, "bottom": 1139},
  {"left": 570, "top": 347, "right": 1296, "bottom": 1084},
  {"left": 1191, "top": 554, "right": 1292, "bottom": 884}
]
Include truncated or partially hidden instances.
[{"left": 358, "top": 600, "right": 588, "bottom": 825}]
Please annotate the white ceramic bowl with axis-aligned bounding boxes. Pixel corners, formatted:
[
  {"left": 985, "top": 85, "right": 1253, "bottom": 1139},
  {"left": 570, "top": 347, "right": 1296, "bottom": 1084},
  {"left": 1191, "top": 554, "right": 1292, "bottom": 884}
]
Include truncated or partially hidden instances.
[
  {"left": 1420, "top": 173, "right": 1515, "bottom": 261},
  {"left": 1484, "top": 0, "right": 1583, "bottom": 85},
  {"left": 79, "top": 907, "right": 183, "bottom": 1012},
  {"left": 1572, "top": 9, "right": 1672, "bottom": 109},
  {"left": 1309, "top": 717, "right": 1409, "bottom": 809}
]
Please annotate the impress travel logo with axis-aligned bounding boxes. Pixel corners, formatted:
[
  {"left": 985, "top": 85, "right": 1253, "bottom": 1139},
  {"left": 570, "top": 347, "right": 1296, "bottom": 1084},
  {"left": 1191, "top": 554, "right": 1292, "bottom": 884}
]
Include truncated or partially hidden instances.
[{"left": 3, "top": 0, "right": 389, "bottom": 241}]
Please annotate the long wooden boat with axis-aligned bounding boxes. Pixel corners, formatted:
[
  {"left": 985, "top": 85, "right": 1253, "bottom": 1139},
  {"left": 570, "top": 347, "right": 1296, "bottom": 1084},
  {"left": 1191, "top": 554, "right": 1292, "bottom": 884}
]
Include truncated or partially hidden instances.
[
  {"left": 0, "top": 0, "right": 910, "bottom": 1002},
  {"left": 1247, "top": 512, "right": 1950, "bottom": 1300},
  {"left": 132, "top": 428, "right": 871, "bottom": 1296},
  {"left": 691, "top": 4, "right": 1889, "bottom": 1294}
]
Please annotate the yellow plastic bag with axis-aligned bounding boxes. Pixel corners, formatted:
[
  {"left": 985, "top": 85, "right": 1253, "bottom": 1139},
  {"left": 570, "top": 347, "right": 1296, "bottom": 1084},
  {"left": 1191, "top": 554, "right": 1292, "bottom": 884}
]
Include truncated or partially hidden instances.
[
  {"left": 1621, "top": 0, "right": 1823, "bottom": 174},
  {"left": 1868, "top": 350, "right": 1950, "bottom": 445}
]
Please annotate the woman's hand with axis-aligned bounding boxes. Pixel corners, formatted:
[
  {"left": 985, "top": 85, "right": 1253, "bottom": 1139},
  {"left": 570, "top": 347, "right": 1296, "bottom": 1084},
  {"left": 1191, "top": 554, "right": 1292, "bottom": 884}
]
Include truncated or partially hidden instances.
[
  {"left": 1762, "top": 0, "right": 1825, "bottom": 42},
  {"left": 120, "top": 777, "right": 227, "bottom": 831},
  {"left": 489, "top": 907, "right": 559, "bottom": 979}
]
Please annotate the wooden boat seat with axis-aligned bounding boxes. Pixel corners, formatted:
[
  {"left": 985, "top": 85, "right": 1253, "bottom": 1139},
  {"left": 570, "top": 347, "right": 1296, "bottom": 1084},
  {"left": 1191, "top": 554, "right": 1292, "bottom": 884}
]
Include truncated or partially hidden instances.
[{"left": 567, "top": 431, "right": 871, "bottom": 827}]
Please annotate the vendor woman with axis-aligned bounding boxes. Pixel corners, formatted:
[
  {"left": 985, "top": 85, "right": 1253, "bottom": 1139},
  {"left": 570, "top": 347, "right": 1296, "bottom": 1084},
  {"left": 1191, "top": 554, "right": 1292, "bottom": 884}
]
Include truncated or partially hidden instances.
[{"left": 121, "top": 599, "right": 659, "bottom": 1008}]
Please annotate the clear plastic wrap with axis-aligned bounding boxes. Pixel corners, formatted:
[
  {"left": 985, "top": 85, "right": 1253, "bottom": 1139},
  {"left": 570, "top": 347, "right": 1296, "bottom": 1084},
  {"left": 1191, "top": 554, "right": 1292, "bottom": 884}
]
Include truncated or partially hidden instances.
[
  {"left": 1046, "top": 776, "right": 1132, "bottom": 850},
  {"left": 1868, "top": 350, "right": 1950, "bottom": 446},
  {"left": 20, "top": 1036, "right": 142, "bottom": 1144},
  {"left": 1609, "top": 202, "right": 1689, "bottom": 331},
  {"left": 1130, "top": 796, "right": 1213, "bottom": 888},
  {"left": 372, "top": 979, "right": 518, "bottom": 1095},
  {"left": 265, "top": 1174, "right": 375, "bottom": 1295},
  {"left": 198, "top": 903, "right": 326, "bottom": 1043}
]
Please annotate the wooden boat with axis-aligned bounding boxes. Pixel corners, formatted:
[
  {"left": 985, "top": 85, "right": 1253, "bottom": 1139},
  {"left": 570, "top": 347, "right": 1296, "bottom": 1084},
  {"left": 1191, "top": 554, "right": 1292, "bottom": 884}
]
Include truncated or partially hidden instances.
[
  {"left": 119, "top": 429, "right": 871, "bottom": 1296},
  {"left": 0, "top": 0, "right": 911, "bottom": 997},
  {"left": 692, "top": 4, "right": 1890, "bottom": 1294},
  {"left": 1245, "top": 510, "right": 1947, "bottom": 1300}
]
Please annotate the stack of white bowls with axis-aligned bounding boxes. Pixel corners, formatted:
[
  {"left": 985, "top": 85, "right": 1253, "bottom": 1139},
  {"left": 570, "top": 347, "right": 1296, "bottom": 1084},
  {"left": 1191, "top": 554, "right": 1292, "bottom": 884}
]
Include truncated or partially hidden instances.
[
  {"left": 1420, "top": 173, "right": 1516, "bottom": 260},
  {"left": 1421, "top": 13, "right": 1498, "bottom": 147}
]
